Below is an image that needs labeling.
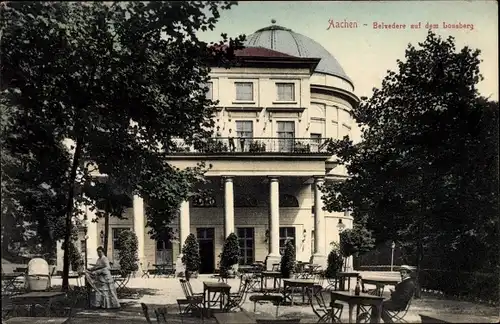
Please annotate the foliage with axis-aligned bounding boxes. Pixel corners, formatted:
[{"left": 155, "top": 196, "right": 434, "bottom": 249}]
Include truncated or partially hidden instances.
[
  {"left": 1, "top": 94, "right": 69, "bottom": 258},
  {"left": 280, "top": 239, "right": 296, "bottom": 278},
  {"left": 321, "top": 31, "right": 499, "bottom": 274},
  {"left": 116, "top": 230, "right": 139, "bottom": 274},
  {"left": 339, "top": 223, "right": 375, "bottom": 258},
  {"left": 219, "top": 233, "right": 240, "bottom": 275},
  {"left": 325, "top": 244, "right": 344, "bottom": 278},
  {"left": 181, "top": 233, "right": 201, "bottom": 273},
  {"left": 1, "top": 1, "right": 244, "bottom": 289}
]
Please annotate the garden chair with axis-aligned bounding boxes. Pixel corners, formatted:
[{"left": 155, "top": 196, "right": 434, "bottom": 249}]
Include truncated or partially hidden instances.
[
  {"left": 224, "top": 276, "right": 250, "bottom": 312},
  {"left": 357, "top": 294, "right": 414, "bottom": 323},
  {"left": 185, "top": 279, "right": 204, "bottom": 298},
  {"left": 140, "top": 262, "right": 151, "bottom": 278},
  {"left": 141, "top": 302, "right": 168, "bottom": 323},
  {"left": 178, "top": 279, "right": 204, "bottom": 323},
  {"left": 307, "top": 285, "right": 343, "bottom": 323}
]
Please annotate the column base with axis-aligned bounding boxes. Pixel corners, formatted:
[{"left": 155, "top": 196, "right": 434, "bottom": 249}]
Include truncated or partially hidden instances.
[
  {"left": 175, "top": 254, "right": 185, "bottom": 277},
  {"left": 311, "top": 254, "right": 327, "bottom": 269},
  {"left": 265, "top": 254, "right": 281, "bottom": 271}
]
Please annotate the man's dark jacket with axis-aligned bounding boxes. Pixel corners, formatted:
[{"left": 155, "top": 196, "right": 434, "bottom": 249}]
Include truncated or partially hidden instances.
[{"left": 390, "top": 277, "right": 416, "bottom": 309}]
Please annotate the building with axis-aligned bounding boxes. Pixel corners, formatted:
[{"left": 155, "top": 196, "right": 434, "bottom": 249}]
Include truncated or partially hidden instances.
[{"left": 58, "top": 23, "right": 359, "bottom": 273}]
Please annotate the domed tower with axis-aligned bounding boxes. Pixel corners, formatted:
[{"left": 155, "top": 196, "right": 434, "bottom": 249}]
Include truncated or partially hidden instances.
[{"left": 245, "top": 23, "right": 359, "bottom": 154}]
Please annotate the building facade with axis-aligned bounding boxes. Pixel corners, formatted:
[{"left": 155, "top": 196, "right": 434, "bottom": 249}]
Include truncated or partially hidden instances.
[{"left": 59, "top": 24, "right": 359, "bottom": 273}]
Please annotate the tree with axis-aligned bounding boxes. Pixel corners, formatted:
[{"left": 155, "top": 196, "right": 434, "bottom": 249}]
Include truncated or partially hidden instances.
[
  {"left": 219, "top": 233, "right": 240, "bottom": 276},
  {"left": 1, "top": 1, "right": 244, "bottom": 290},
  {"left": 280, "top": 239, "right": 296, "bottom": 279},
  {"left": 181, "top": 233, "right": 201, "bottom": 278},
  {"left": 321, "top": 31, "right": 499, "bottom": 292},
  {"left": 339, "top": 223, "right": 375, "bottom": 269},
  {"left": 116, "top": 230, "right": 139, "bottom": 275}
]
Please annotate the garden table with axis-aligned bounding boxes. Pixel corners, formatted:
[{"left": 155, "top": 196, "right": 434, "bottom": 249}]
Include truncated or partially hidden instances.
[
  {"left": 282, "top": 279, "right": 315, "bottom": 306},
  {"left": 361, "top": 278, "right": 399, "bottom": 296},
  {"left": 260, "top": 271, "right": 282, "bottom": 292},
  {"left": 336, "top": 272, "right": 360, "bottom": 291},
  {"left": 153, "top": 264, "right": 174, "bottom": 277},
  {"left": 10, "top": 291, "right": 66, "bottom": 317},
  {"left": 203, "top": 281, "right": 231, "bottom": 312},
  {"left": 331, "top": 291, "right": 384, "bottom": 323}
]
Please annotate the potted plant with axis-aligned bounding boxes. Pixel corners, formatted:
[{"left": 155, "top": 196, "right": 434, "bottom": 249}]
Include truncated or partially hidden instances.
[
  {"left": 325, "top": 244, "right": 344, "bottom": 279},
  {"left": 293, "top": 141, "right": 310, "bottom": 153},
  {"left": 280, "top": 239, "right": 296, "bottom": 279},
  {"left": 181, "top": 233, "right": 201, "bottom": 280},
  {"left": 117, "top": 230, "right": 139, "bottom": 276},
  {"left": 219, "top": 233, "right": 240, "bottom": 278}
]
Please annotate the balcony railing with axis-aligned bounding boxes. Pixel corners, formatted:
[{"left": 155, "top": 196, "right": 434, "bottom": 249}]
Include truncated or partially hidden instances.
[{"left": 171, "top": 137, "right": 330, "bottom": 154}]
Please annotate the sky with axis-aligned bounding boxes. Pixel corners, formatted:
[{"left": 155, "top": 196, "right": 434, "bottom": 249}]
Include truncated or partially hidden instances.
[{"left": 199, "top": 0, "right": 498, "bottom": 102}]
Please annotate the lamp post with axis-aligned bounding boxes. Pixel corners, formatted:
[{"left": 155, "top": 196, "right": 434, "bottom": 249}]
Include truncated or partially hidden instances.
[
  {"left": 390, "top": 241, "right": 396, "bottom": 272},
  {"left": 337, "top": 219, "right": 346, "bottom": 271}
]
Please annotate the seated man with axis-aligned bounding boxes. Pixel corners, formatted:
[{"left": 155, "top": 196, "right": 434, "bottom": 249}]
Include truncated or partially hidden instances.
[{"left": 381, "top": 265, "right": 416, "bottom": 323}]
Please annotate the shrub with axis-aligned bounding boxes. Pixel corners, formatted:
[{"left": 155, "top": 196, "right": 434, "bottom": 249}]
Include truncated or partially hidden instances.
[
  {"left": 325, "top": 245, "right": 344, "bottom": 278},
  {"left": 116, "top": 230, "right": 139, "bottom": 274},
  {"left": 181, "top": 233, "right": 201, "bottom": 273},
  {"left": 280, "top": 239, "right": 296, "bottom": 278},
  {"left": 220, "top": 233, "right": 240, "bottom": 275}
]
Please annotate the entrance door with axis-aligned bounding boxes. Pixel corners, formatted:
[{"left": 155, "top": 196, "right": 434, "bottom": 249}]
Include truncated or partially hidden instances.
[
  {"left": 156, "top": 239, "right": 173, "bottom": 265},
  {"left": 197, "top": 228, "right": 215, "bottom": 274}
]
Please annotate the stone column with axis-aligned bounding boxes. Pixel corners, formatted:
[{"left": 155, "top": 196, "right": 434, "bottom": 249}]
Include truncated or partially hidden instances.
[
  {"left": 176, "top": 200, "right": 190, "bottom": 277},
  {"left": 223, "top": 177, "right": 235, "bottom": 238},
  {"left": 266, "top": 177, "right": 281, "bottom": 270},
  {"left": 133, "top": 195, "right": 145, "bottom": 264},
  {"left": 312, "top": 177, "right": 327, "bottom": 268},
  {"left": 85, "top": 202, "right": 98, "bottom": 265}
]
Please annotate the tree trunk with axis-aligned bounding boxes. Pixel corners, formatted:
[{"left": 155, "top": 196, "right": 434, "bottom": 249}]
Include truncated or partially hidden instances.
[
  {"left": 62, "top": 138, "right": 82, "bottom": 291},
  {"left": 103, "top": 211, "right": 110, "bottom": 256}
]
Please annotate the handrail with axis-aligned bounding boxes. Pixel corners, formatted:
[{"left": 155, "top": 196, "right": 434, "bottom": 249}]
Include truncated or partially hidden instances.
[{"left": 171, "top": 137, "right": 331, "bottom": 154}]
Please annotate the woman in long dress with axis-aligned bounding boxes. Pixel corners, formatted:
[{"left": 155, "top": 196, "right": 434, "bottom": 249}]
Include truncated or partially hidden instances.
[{"left": 85, "top": 246, "right": 121, "bottom": 309}]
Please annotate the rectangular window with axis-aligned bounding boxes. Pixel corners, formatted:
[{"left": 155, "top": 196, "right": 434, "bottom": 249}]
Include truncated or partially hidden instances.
[
  {"left": 205, "top": 82, "right": 213, "bottom": 100},
  {"left": 237, "top": 227, "right": 255, "bottom": 265},
  {"left": 277, "top": 121, "right": 295, "bottom": 152},
  {"left": 276, "top": 83, "right": 295, "bottom": 101},
  {"left": 80, "top": 240, "right": 86, "bottom": 254},
  {"left": 235, "top": 82, "right": 253, "bottom": 101},
  {"left": 279, "top": 227, "right": 296, "bottom": 255}
]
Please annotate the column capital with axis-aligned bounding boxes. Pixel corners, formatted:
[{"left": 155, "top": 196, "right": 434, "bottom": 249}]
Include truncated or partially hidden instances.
[
  {"left": 222, "top": 176, "right": 233, "bottom": 182},
  {"left": 314, "top": 176, "right": 326, "bottom": 182},
  {"left": 268, "top": 176, "right": 280, "bottom": 182}
]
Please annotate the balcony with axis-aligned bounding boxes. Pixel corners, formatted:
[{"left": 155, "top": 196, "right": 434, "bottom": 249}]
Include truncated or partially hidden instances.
[{"left": 170, "top": 137, "right": 330, "bottom": 155}]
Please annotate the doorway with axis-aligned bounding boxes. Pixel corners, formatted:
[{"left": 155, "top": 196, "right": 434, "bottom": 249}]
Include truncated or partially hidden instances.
[{"left": 197, "top": 227, "right": 215, "bottom": 274}]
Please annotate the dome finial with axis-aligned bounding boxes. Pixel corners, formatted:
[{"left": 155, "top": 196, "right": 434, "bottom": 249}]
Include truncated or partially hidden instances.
[{"left": 271, "top": 19, "right": 276, "bottom": 24}]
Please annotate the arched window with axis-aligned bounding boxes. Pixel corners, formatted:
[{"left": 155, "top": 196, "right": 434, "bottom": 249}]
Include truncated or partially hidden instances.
[
  {"left": 280, "top": 194, "right": 299, "bottom": 207},
  {"left": 192, "top": 194, "right": 217, "bottom": 207}
]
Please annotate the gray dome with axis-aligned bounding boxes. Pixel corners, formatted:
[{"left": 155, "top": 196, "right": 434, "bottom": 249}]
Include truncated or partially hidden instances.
[{"left": 245, "top": 25, "right": 353, "bottom": 85}]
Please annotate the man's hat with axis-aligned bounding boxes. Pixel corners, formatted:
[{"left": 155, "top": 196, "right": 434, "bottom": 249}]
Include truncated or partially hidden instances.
[{"left": 399, "top": 265, "right": 416, "bottom": 272}]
